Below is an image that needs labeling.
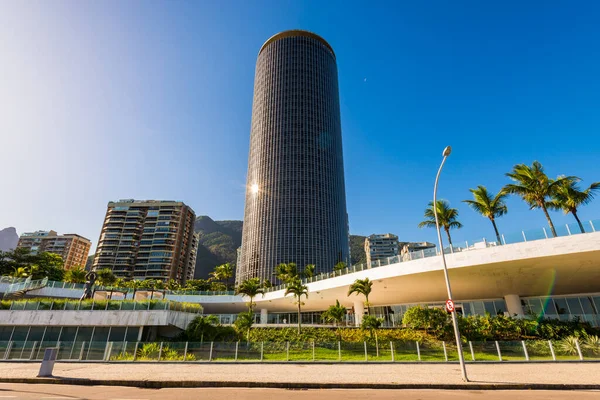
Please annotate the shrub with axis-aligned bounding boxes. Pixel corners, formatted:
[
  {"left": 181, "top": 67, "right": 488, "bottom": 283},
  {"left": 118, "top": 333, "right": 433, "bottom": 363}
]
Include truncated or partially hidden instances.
[{"left": 402, "top": 306, "right": 449, "bottom": 337}]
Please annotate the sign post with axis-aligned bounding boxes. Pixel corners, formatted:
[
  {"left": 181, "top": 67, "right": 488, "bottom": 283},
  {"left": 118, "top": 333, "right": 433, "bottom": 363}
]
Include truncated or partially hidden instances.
[{"left": 38, "top": 348, "right": 58, "bottom": 377}]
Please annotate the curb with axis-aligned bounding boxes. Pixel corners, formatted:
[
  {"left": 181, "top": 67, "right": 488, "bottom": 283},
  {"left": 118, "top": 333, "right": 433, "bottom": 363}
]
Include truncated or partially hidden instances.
[{"left": 1, "top": 378, "right": 599, "bottom": 390}]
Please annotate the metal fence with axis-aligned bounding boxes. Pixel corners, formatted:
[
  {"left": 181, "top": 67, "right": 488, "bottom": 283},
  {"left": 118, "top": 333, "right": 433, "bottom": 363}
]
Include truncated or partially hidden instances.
[{"left": 1, "top": 339, "right": 598, "bottom": 363}]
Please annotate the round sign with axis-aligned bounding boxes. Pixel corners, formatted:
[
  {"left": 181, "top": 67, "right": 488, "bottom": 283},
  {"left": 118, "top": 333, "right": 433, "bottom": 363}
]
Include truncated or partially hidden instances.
[{"left": 445, "top": 299, "right": 455, "bottom": 313}]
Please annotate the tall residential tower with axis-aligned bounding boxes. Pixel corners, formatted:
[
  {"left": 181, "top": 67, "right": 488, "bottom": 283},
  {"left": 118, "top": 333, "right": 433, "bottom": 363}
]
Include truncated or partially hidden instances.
[
  {"left": 93, "top": 200, "right": 199, "bottom": 283},
  {"left": 238, "top": 30, "right": 350, "bottom": 284}
]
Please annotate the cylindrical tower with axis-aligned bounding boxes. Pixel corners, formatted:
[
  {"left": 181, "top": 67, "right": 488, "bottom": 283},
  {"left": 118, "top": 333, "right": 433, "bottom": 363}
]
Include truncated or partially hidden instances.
[{"left": 237, "top": 30, "right": 350, "bottom": 285}]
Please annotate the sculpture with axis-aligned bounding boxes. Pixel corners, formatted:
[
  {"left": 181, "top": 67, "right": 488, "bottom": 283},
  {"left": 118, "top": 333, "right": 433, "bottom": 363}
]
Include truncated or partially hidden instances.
[{"left": 80, "top": 270, "right": 98, "bottom": 301}]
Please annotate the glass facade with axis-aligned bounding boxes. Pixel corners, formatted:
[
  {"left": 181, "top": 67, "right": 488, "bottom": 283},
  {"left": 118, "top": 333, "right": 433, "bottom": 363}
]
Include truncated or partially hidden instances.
[{"left": 239, "top": 30, "right": 350, "bottom": 284}]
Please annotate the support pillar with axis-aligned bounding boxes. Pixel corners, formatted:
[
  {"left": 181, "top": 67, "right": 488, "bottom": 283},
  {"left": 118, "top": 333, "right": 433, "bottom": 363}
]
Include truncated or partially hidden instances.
[
  {"left": 504, "top": 294, "right": 524, "bottom": 317},
  {"left": 260, "top": 308, "right": 268, "bottom": 325},
  {"left": 353, "top": 300, "right": 365, "bottom": 326}
]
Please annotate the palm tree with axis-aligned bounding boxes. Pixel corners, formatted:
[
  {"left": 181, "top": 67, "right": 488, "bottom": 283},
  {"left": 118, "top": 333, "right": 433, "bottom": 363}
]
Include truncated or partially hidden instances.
[
  {"left": 186, "top": 315, "right": 219, "bottom": 343},
  {"left": 234, "top": 311, "right": 254, "bottom": 342},
  {"left": 303, "top": 264, "right": 315, "bottom": 279},
  {"left": 418, "top": 200, "right": 463, "bottom": 248},
  {"left": 549, "top": 177, "right": 600, "bottom": 233},
  {"left": 361, "top": 315, "right": 383, "bottom": 357},
  {"left": 64, "top": 266, "right": 87, "bottom": 284},
  {"left": 463, "top": 186, "right": 508, "bottom": 244},
  {"left": 348, "top": 278, "right": 373, "bottom": 314},
  {"left": 95, "top": 268, "right": 117, "bottom": 286},
  {"left": 504, "top": 161, "right": 574, "bottom": 237},
  {"left": 284, "top": 278, "right": 309, "bottom": 333},
  {"left": 322, "top": 300, "right": 347, "bottom": 341},
  {"left": 235, "top": 277, "right": 265, "bottom": 312},
  {"left": 275, "top": 262, "right": 298, "bottom": 284},
  {"left": 334, "top": 261, "right": 347, "bottom": 272},
  {"left": 211, "top": 263, "right": 234, "bottom": 290}
]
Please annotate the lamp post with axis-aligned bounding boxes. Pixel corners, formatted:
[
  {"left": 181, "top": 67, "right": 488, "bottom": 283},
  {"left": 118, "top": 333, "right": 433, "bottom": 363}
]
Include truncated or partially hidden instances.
[{"left": 433, "top": 145, "right": 468, "bottom": 382}]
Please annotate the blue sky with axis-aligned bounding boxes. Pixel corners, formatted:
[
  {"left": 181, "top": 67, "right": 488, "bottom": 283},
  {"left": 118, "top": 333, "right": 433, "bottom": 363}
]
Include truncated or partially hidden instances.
[{"left": 1, "top": 1, "right": 599, "bottom": 252}]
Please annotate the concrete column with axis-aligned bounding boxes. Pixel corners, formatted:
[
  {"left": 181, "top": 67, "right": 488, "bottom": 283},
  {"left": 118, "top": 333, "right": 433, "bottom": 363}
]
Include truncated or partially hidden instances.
[
  {"left": 260, "top": 308, "right": 268, "bottom": 325},
  {"left": 504, "top": 294, "right": 524, "bottom": 316},
  {"left": 353, "top": 300, "right": 365, "bottom": 327}
]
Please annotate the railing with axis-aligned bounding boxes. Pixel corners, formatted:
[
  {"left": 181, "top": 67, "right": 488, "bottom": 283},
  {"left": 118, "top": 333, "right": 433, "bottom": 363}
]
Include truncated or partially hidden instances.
[
  {"left": 2, "top": 277, "right": 48, "bottom": 298},
  {"left": 0, "top": 339, "right": 598, "bottom": 363},
  {"left": 266, "top": 218, "right": 600, "bottom": 292},
  {"left": 0, "top": 299, "right": 203, "bottom": 314}
]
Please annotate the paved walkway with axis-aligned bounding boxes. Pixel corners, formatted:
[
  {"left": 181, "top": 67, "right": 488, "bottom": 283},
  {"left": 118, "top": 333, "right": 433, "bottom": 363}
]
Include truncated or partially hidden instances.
[{"left": 0, "top": 362, "right": 599, "bottom": 389}]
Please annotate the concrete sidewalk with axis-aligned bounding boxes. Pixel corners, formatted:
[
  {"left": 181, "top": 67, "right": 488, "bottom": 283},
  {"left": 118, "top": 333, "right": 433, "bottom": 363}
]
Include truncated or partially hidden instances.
[{"left": 0, "top": 362, "right": 599, "bottom": 390}]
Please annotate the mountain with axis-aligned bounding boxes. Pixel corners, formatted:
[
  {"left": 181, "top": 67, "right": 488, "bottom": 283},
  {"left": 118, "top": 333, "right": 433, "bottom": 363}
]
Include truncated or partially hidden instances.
[
  {"left": 193, "top": 216, "right": 243, "bottom": 279},
  {"left": 0, "top": 227, "right": 19, "bottom": 252}
]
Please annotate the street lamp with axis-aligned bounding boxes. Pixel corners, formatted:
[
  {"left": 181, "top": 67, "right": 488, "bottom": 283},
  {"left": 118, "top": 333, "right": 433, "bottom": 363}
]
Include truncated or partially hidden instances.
[{"left": 433, "top": 145, "right": 468, "bottom": 382}]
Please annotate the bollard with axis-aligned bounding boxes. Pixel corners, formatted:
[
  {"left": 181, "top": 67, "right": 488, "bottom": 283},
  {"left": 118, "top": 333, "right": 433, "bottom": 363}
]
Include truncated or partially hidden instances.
[
  {"left": 390, "top": 341, "right": 395, "bottom": 362},
  {"left": 337, "top": 341, "right": 341, "bottom": 362},
  {"left": 416, "top": 341, "right": 421, "bottom": 361},
  {"left": 442, "top": 341, "right": 448, "bottom": 362},
  {"left": 37, "top": 348, "right": 58, "bottom": 377},
  {"left": 235, "top": 341, "right": 239, "bottom": 362},
  {"left": 312, "top": 341, "right": 315, "bottom": 362},
  {"left": 364, "top": 341, "right": 368, "bottom": 361},
  {"left": 469, "top": 341, "right": 475, "bottom": 361},
  {"left": 521, "top": 341, "right": 529, "bottom": 361},
  {"left": 286, "top": 341, "right": 290, "bottom": 361},
  {"left": 209, "top": 342, "right": 214, "bottom": 361},
  {"left": 183, "top": 342, "right": 188, "bottom": 362},
  {"left": 575, "top": 339, "right": 583, "bottom": 360},
  {"left": 260, "top": 342, "right": 264, "bottom": 362},
  {"left": 495, "top": 341, "right": 502, "bottom": 361},
  {"left": 548, "top": 340, "right": 556, "bottom": 361}
]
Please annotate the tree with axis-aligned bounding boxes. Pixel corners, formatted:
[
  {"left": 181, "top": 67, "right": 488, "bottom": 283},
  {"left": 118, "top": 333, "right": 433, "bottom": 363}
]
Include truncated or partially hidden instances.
[
  {"left": 284, "top": 278, "right": 309, "bottom": 334},
  {"left": 211, "top": 263, "right": 234, "bottom": 290},
  {"left": 548, "top": 177, "right": 600, "bottom": 233},
  {"left": 303, "top": 264, "right": 315, "bottom": 279},
  {"left": 334, "top": 261, "right": 347, "bottom": 272},
  {"left": 418, "top": 200, "right": 463, "bottom": 248},
  {"left": 361, "top": 315, "right": 383, "bottom": 357},
  {"left": 463, "top": 186, "right": 508, "bottom": 244},
  {"left": 96, "top": 268, "right": 117, "bottom": 286},
  {"left": 236, "top": 277, "right": 265, "bottom": 312},
  {"left": 64, "top": 266, "right": 87, "bottom": 284},
  {"left": 348, "top": 278, "right": 373, "bottom": 314},
  {"left": 275, "top": 262, "right": 298, "bottom": 284},
  {"left": 234, "top": 311, "right": 254, "bottom": 342},
  {"left": 186, "top": 315, "right": 219, "bottom": 343},
  {"left": 503, "top": 161, "right": 574, "bottom": 237},
  {"left": 185, "top": 279, "right": 211, "bottom": 291},
  {"left": 322, "top": 300, "right": 347, "bottom": 340},
  {"left": 34, "top": 252, "right": 65, "bottom": 280}
]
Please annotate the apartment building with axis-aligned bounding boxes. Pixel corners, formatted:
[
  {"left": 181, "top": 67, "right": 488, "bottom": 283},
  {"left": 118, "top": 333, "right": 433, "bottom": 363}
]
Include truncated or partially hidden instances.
[
  {"left": 93, "top": 200, "right": 199, "bottom": 284},
  {"left": 400, "top": 241, "right": 437, "bottom": 260},
  {"left": 364, "top": 233, "right": 399, "bottom": 266},
  {"left": 17, "top": 230, "right": 91, "bottom": 270}
]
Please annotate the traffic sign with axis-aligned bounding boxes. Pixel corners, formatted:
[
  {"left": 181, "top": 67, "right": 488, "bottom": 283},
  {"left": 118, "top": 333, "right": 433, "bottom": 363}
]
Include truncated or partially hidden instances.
[{"left": 445, "top": 299, "right": 455, "bottom": 313}]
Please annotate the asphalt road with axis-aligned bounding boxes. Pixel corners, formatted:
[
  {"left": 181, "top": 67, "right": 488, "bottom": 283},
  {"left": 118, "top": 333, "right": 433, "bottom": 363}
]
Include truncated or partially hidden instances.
[{"left": 1, "top": 385, "right": 599, "bottom": 400}]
